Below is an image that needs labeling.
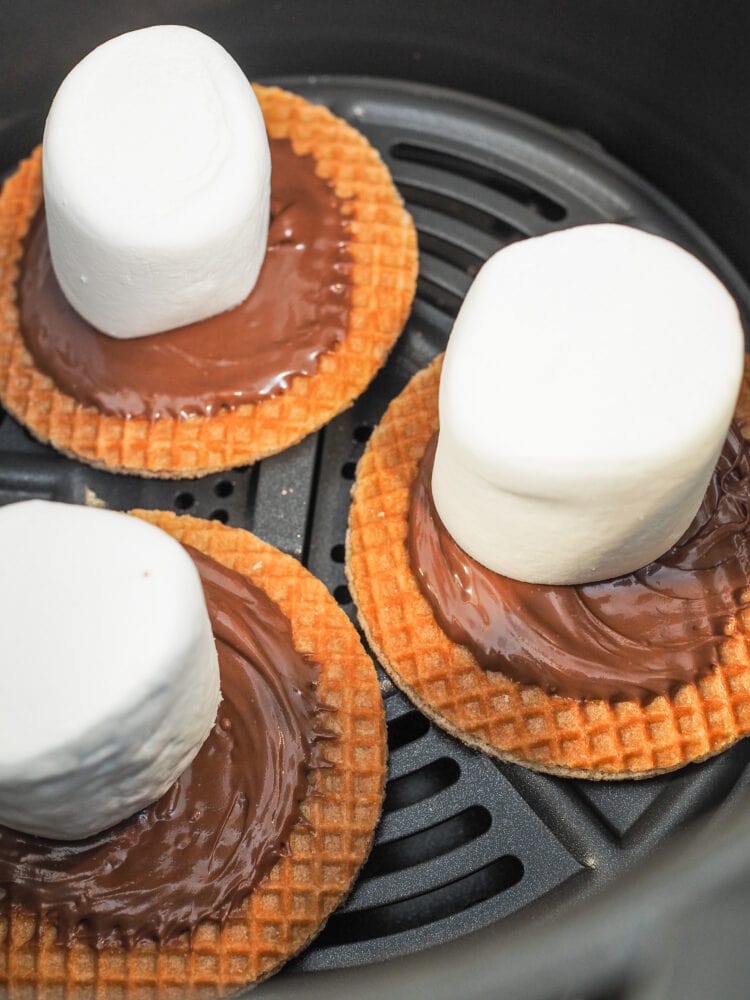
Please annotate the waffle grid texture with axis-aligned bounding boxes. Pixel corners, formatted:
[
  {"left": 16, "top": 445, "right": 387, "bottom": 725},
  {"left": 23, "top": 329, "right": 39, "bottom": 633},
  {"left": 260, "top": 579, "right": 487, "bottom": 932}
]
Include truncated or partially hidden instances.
[
  {"left": 346, "top": 354, "right": 750, "bottom": 779},
  {"left": 0, "top": 85, "right": 418, "bottom": 478},
  {"left": 0, "top": 512, "right": 387, "bottom": 998}
]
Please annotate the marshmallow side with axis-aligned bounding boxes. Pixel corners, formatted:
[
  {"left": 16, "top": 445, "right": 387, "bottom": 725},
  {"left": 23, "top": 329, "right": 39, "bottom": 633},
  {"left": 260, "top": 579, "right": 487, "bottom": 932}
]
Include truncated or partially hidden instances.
[
  {"left": 432, "top": 224, "right": 745, "bottom": 584},
  {"left": 0, "top": 501, "right": 221, "bottom": 840},
  {"left": 42, "top": 25, "right": 270, "bottom": 339}
]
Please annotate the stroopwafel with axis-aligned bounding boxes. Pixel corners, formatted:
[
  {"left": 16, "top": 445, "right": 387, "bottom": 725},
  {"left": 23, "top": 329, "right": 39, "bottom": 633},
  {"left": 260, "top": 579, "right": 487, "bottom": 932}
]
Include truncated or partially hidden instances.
[
  {"left": 347, "top": 355, "right": 750, "bottom": 779},
  {"left": 0, "top": 85, "right": 417, "bottom": 478},
  {"left": 0, "top": 511, "right": 387, "bottom": 997}
]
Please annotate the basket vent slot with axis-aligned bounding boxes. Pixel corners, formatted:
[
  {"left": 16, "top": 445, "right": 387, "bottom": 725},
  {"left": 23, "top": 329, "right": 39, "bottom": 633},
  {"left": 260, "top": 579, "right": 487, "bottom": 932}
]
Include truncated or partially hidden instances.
[
  {"left": 392, "top": 142, "right": 566, "bottom": 221},
  {"left": 362, "top": 805, "right": 492, "bottom": 878},
  {"left": 400, "top": 181, "right": 523, "bottom": 244},
  {"left": 387, "top": 710, "right": 430, "bottom": 752},
  {"left": 316, "top": 854, "right": 523, "bottom": 946},
  {"left": 384, "top": 758, "right": 461, "bottom": 811}
]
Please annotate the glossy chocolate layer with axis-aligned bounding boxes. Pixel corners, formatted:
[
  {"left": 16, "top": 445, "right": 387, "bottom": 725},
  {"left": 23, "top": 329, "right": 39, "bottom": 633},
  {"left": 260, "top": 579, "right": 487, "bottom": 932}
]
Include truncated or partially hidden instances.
[
  {"left": 0, "top": 545, "right": 328, "bottom": 946},
  {"left": 409, "top": 429, "right": 750, "bottom": 702},
  {"left": 19, "top": 138, "right": 351, "bottom": 419}
]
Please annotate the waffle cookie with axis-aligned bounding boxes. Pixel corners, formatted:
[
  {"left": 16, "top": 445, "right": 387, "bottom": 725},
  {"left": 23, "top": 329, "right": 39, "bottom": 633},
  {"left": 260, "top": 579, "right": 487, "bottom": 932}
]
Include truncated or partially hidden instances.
[
  {"left": 346, "top": 354, "right": 750, "bottom": 779},
  {"left": 0, "top": 84, "right": 417, "bottom": 478},
  {"left": 0, "top": 511, "right": 387, "bottom": 998}
]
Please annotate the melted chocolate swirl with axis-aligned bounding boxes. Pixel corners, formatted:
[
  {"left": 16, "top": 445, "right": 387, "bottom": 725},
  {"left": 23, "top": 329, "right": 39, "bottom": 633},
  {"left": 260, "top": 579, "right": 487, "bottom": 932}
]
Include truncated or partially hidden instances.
[
  {"left": 409, "top": 427, "right": 750, "bottom": 702},
  {"left": 18, "top": 138, "right": 352, "bottom": 419},
  {"left": 0, "top": 546, "right": 328, "bottom": 946}
]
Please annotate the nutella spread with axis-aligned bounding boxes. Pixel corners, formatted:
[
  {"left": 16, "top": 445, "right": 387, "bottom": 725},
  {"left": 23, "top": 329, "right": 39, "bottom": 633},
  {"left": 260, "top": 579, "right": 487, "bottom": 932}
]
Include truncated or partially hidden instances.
[
  {"left": 0, "top": 545, "right": 328, "bottom": 946},
  {"left": 18, "top": 138, "right": 351, "bottom": 419},
  {"left": 409, "top": 428, "right": 750, "bottom": 702}
]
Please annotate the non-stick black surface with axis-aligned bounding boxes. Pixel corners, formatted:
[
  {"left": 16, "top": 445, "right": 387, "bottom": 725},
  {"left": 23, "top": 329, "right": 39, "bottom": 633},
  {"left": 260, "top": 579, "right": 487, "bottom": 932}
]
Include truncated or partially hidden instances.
[{"left": 2, "top": 78, "right": 749, "bottom": 995}]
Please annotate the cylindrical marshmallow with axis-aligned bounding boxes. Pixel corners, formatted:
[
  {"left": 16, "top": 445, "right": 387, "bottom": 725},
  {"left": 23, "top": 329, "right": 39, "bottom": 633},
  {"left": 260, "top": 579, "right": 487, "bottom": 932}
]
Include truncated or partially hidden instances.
[
  {"left": 0, "top": 500, "right": 220, "bottom": 840},
  {"left": 42, "top": 25, "right": 270, "bottom": 339},
  {"left": 432, "top": 223, "right": 745, "bottom": 585}
]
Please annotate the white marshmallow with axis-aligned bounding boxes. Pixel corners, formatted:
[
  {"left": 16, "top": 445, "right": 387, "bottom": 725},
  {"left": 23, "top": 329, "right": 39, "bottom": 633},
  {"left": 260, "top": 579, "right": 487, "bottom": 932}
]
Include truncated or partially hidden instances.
[
  {"left": 42, "top": 25, "right": 270, "bottom": 339},
  {"left": 0, "top": 500, "right": 220, "bottom": 840},
  {"left": 432, "top": 224, "right": 745, "bottom": 585}
]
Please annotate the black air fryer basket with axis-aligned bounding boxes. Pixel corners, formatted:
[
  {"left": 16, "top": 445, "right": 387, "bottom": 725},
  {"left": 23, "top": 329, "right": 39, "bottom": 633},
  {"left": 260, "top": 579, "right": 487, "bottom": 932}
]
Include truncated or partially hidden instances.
[{"left": 3, "top": 4, "right": 750, "bottom": 999}]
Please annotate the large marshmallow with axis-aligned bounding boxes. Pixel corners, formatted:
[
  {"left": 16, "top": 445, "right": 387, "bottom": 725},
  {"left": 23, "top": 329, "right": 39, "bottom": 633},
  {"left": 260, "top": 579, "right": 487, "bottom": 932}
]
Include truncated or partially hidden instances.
[
  {"left": 432, "top": 224, "right": 745, "bottom": 585},
  {"left": 42, "top": 25, "right": 270, "bottom": 338},
  {"left": 0, "top": 500, "right": 220, "bottom": 839}
]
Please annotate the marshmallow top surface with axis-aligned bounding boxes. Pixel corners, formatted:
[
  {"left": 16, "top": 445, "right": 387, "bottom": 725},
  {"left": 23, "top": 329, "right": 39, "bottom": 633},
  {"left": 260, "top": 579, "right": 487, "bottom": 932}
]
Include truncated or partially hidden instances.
[
  {"left": 433, "top": 224, "right": 745, "bottom": 584},
  {"left": 45, "top": 25, "right": 263, "bottom": 240},
  {"left": 42, "top": 25, "right": 270, "bottom": 338},
  {"left": 441, "top": 225, "right": 743, "bottom": 491},
  {"left": 0, "top": 500, "right": 220, "bottom": 838}
]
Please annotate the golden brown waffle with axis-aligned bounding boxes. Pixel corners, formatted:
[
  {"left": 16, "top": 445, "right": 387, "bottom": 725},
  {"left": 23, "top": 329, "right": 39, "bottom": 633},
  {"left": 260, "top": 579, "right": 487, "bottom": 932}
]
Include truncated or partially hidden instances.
[
  {"left": 347, "top": 355, "right": 750, "bottom": 779},
  {"left": 0, "top": 512, "right": 387, "bottom": 997},
  {"left": 0, "top": 85, "right": 417, "bottom": 478}
]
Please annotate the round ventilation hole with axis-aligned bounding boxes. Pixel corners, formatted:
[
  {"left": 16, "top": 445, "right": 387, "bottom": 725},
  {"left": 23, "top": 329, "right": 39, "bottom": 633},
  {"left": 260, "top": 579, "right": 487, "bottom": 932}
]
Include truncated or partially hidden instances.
[
  {"left": 354, "top": 424, "right": 373, "bottom": 443},
  {"left": 214, "top": 480, "right": 234, "bottom": 498}
]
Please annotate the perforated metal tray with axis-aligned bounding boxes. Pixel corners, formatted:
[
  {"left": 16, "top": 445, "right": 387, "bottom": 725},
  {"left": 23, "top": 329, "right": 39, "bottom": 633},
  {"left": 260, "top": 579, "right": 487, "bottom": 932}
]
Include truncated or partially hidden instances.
[{"left": 2, "top": 76, "right": 749, "bottom": 999}]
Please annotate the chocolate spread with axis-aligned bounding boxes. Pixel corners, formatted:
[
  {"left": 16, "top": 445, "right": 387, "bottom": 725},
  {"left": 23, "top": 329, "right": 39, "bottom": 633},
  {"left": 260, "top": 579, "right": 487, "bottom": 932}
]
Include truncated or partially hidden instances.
[
  {"left": 409, "top": 428, "right": 750, "bottom": 702},
  {"left": 18, "top": 138, "right": 352, "bottom": 419},
  {"left": 0, "top": 545, "right": 329, "bottom": 946}
]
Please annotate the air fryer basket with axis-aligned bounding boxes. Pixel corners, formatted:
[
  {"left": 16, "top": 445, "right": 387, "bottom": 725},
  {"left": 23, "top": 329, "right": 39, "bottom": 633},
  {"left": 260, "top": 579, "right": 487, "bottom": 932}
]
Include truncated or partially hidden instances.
[{"left": 3, "top": 6, "right": 750, "bottom": 1000}]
